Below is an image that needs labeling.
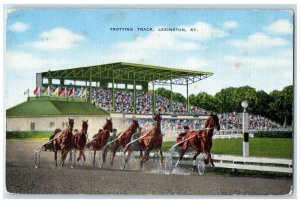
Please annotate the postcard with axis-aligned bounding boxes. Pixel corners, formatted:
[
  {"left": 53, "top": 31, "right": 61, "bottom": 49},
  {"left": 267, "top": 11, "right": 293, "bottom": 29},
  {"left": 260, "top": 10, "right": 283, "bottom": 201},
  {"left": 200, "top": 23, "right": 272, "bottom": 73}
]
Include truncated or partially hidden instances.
[{"left": 5, "top": 7, "right": 294, "bottom": 196}]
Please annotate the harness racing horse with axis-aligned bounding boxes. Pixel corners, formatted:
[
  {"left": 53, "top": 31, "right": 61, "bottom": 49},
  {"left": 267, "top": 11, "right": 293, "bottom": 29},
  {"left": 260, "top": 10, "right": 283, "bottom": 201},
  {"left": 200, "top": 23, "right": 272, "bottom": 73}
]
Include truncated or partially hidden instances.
[
  {"left": 138, "top": 112, "right": 163, "bottom": 169},
  {"left": 86, "top": 117, "right": 113, "bottom": 166},
  {"left": 110, "top": 116, "right": 139, "bottom": 166},
  {"left": 175, "top": 113, "right": 220, "bottom": 172},
  {"left": 53, "top": 118, "right": 75, "bottom": 167},
  {"left": 73, "top": 120, "right": 89, "bottom": 163}
]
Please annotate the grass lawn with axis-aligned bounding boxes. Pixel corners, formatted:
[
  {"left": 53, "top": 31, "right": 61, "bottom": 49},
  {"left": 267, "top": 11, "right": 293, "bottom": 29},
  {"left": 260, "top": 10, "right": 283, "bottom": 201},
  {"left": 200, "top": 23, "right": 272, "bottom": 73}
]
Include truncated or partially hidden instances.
[
  {"left": 163, "top": 137, "right": 293, "bottom": 159},
  {"left": 6, "top": 131, "right": 52, "bottom": 139}
]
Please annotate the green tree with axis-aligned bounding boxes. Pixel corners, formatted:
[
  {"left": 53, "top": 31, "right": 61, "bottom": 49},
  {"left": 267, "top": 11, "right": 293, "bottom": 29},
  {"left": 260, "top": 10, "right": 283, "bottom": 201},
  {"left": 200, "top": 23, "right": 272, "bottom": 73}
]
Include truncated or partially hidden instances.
[
  {"left": 268, "top": 85, "right": 293, "bottom": 125},
  {"left": 189, "top": 92, "right": 216, "bottom": 111},
  {"left": 155, "top": 87, "right": 186, "bottom": 103}
]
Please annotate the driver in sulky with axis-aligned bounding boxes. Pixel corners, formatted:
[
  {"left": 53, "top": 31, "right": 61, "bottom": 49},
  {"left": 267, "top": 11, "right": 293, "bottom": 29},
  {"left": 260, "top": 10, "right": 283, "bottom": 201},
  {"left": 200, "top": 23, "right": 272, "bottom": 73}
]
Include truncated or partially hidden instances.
[{"left": 176, "top": 124, "right": 190, "bottom": 144}]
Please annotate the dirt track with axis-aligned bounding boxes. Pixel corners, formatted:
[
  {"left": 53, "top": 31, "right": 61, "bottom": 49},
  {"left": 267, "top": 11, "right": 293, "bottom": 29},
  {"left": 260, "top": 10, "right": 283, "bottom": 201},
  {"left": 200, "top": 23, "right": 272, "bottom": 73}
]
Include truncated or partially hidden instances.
[{"left": 5, "top": 140, "right": 293, "bottom": 196}]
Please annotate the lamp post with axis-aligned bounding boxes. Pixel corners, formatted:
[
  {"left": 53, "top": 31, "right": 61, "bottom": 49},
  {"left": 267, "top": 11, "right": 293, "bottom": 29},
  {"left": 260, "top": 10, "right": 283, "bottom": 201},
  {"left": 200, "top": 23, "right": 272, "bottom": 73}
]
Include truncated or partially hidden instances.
[{"left": 241, "top": 101, "right": 249, "bottom": 157}]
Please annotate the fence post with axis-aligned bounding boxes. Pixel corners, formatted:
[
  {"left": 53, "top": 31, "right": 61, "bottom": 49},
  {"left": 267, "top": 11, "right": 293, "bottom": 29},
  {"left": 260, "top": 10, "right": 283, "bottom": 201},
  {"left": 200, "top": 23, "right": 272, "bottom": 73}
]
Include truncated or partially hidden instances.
[{"left": 243, "top": 112, "right": 249, "bottom": 157}]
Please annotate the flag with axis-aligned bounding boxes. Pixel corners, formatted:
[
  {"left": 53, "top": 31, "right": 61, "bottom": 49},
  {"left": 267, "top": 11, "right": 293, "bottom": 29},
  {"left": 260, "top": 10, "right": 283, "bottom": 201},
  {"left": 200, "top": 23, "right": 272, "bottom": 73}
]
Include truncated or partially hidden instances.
[
  {"left": 33, "top": 86, "right": 40, "bottom": 95},
  {"left": 76, "top": 88, "right": 82, "bottom": 97},
  {"left": 59, "top": 87, "right": 66, "bottom": 97},
  {"left": 82, "top": 89, "right": 87, "bottom": 97},
  {"left": 43, "top": 86, "right": 50, "bottom": 95},
  {"left": 51, "top": 87, "right": 59, "bottom": 96},
  {"left": 24, "top": 89, "right": 29, "bottom": 95},
  {"left": 68, "top": 87, "right": 75, "bottom": 97}
]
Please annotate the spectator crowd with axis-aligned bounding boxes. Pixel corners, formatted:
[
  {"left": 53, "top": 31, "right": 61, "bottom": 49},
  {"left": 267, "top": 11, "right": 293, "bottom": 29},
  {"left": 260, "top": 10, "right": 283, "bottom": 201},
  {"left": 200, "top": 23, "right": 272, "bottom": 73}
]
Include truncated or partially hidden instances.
[{"left": 40, "top": 85, "right": 282, "bottom": 130}]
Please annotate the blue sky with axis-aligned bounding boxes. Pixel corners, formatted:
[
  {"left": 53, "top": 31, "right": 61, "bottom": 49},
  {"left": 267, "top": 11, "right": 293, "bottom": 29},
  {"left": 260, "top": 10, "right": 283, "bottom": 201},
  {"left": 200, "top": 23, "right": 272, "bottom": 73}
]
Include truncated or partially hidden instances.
[{"left": 5, "top": 9, "right": 293, "bottom": 109}]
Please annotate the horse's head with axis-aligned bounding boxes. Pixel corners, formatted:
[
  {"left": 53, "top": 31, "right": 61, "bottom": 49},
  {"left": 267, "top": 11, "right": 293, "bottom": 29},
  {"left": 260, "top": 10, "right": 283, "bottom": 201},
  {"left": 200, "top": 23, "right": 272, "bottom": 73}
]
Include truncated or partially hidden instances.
[
  {"left": 205, "top": 113, "right": 220, "bottom": 131},
  {"left": 103, "top": 117, "right": 113, "bottom": 132},
  {"left": 132, "top": 116, "right": 139, "bottom": 129},
  {"left": 81, "top": 120, "right": 89, "bottom": 134},
  {"left": 68, "top": 118, "right": 75, "bottom": 129},
  {"left": 153, "top": 111, "right": 162, "bottom": 123}
]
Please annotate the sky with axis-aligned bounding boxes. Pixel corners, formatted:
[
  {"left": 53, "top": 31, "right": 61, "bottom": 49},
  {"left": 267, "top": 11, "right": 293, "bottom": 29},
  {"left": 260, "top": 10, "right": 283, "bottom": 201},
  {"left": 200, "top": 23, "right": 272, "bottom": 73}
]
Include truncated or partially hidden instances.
[{"left": 5, "top": 8, "right": 294, "bottom": 109}]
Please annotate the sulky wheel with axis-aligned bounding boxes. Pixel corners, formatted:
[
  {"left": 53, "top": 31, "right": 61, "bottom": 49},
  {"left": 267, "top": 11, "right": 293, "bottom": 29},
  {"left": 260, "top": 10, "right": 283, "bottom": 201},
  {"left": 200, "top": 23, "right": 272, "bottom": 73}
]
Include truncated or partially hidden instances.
[
  {"left": 98, "top": 150, "right": 104, "bottom": 168},
  {"left": 34, "top": 149, "right": 41, "bottom": 169},
  {"left": 197, "top": 160, "right": 206, "bottom": 175},
  {"left": 119, "top": 148, "right": 127, "bottom": 170},
  {"left": 153, "top": 152, "right": 159, "bottom": 163},
  {"left": 80, "top": 155, "right": 85, "bottom": 166},
  {"left": 69, "top": 150, "right": 76, "bottom": 169},
  {"left": 164, "top": 154, "right": 174, "bottom": 175}
]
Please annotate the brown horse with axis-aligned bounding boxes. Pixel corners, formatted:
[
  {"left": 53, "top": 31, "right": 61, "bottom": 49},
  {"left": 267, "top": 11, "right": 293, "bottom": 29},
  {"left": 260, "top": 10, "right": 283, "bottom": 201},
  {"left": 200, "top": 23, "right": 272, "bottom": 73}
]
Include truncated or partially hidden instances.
[
  {"left": 86, "top": 117, "right": 113, "bottom": 165},
  {"left": 175, "top": 113, "right": 220, "bottom": 171},
  {"left": 138, "top": 112, "right": 163, "bottom": 169},
  {"left": 73, "top": 120, "right": 89, "bottom": 162},
  {"left": 53, "top": 118, "right": 75, "bottom": 167},
  {"left": 110, "top": 116, "right": 139, "bottom": 166}
]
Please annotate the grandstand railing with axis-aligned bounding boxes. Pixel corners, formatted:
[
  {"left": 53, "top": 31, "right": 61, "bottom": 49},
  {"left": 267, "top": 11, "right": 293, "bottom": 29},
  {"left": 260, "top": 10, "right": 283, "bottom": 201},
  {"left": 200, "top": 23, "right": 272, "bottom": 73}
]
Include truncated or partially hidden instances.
[
  {"left": 29, "top": 96, "right": 87, "bottom": 103},
  {"left": 163, "top": 129, "right": 291, "bottom": 141}
]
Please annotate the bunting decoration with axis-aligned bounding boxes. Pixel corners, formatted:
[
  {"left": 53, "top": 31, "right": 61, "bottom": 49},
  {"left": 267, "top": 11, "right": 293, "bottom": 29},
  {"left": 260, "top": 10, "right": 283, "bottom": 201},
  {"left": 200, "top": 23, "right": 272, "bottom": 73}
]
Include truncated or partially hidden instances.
[
  {"left": 33, "top": 86, "right": 40, "bottom": 95},
  {"left": 51, "top": 87, "right": 59, "bottom": 96},
  {"left": 68, "top": 87, "right": 75, "bottom": 97},
  {"left": 43, "top": 86, "right": 50, "bottom": 96},
  {"left": 59, "top": 87, "right": 66, "bottom": 97}
]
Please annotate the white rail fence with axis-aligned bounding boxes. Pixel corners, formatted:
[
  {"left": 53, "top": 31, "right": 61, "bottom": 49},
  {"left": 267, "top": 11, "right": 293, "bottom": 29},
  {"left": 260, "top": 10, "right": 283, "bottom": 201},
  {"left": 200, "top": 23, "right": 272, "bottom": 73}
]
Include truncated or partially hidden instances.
[{"left": 147, "top": 152, "right": 292, "bottom": 174}]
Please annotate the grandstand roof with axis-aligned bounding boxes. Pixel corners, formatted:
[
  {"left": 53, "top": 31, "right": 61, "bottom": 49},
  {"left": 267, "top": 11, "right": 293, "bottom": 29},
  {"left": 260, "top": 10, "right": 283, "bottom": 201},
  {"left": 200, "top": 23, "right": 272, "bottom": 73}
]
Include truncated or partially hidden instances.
[
  {"left": 41, "top": 62, "right": 213, "bottom": 85},
  {"left": 6, "top": 97, "right": 109, "bottom": 117}
]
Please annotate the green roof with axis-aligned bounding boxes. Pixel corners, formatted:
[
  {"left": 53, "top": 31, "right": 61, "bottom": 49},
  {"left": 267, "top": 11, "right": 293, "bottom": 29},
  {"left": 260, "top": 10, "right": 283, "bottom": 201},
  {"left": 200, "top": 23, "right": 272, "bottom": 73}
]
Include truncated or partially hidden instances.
[
  {"left": 41, "top": 62, "right": 213, "bottom": 85},
  {"left": 6, "top": 97, "right": 109, "bottom": 117}
]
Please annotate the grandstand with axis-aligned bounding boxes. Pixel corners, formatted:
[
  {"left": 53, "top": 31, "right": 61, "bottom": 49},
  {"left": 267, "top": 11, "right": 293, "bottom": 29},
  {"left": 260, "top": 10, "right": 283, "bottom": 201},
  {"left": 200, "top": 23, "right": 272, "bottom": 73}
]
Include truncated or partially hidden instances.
[{"left": 37, "top": 62, "right": 213, "bottom": 114}]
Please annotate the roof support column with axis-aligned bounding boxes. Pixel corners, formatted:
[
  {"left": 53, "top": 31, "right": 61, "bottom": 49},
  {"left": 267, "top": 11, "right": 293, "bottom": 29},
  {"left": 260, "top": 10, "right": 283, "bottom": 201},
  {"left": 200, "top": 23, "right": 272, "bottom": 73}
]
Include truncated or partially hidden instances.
[
  {"left": 152, "top": 81, "right": 156, "bottom": 113},
  {"left": 186, "top": 79, "right": 190, "bottom": 113},
  {"left": 170, "top": 80, "right": 173, "bottom": 113},
  {"left": 112, "top": 72, "right": 115, "bottom": 112},
  {"left": 134, "top": 80, "right": 136, "bottom": 113},
  {"left": 89, "top": 77, "right": 92, "bottom": 104},
  {"left": 85, "top": 81, "right": 87, "bottom": 102}
]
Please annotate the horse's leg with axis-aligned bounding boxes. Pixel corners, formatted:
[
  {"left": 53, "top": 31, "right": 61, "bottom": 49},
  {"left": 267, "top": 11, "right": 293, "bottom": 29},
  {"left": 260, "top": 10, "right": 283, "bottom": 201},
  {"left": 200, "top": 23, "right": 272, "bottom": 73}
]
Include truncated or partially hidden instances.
[
  {"left": 82, "top": 149, "right": 86, "bottom": 161},
  {"left": 140, "top": 147, "right": 151, "bottom": 169},
  {"left": 60, "top": 148, "right": 65, "bottom": 167},
  {"left": 159, "top": 147, "right": 164, "bottom": 167},
  {"left": 159, "top": 138, "right": 163, "bottom": 167},
  {"left": 93, "top": 150, "right": 96, "bottom": 166},
  {"left": 175, "top": 142, "right": 189, "bottom": 168},
  {"left": 103, "top": 147, "right": 108, "bottom": 164},
  {"left": 138, "top": 142, "right": 143, "bottom": 160},
  {"left": 192, "top": 150, "right": 201, "bottom": 172},
  {"left": 77, "top": 149, "right": 81, "bottom": 162},
  {"left": 77, "top": 149, "right": 84, "bottom": 162},
  {"left": 61, "top": 148, "right": 69, "bottom": 167},
  {"left": 125, "top": 148, "right": 131, "bottom": 163},
  {"left": 204, "top": 139, "right": 214, "bottom": 167},
  {"left": 53, "top": 144, "right": 58, "bottom": 167},
  {"left": 139, "top": 148, "right": 147, "bottom": 169},
  {"left": 110, "top": 144, "right": 118, "bottom": 166},
  {"left": 204, "top": 149, "right": 214, "bottom": 167}
]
